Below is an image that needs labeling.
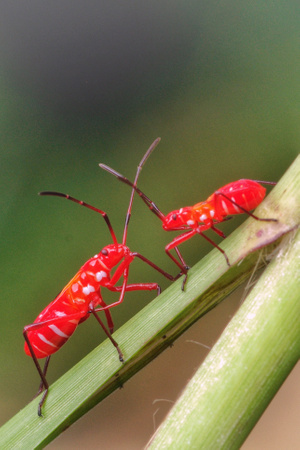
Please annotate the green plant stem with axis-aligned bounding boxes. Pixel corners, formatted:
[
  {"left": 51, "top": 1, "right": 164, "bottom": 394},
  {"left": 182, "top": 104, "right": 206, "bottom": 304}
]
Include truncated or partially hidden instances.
[
  {"left": 0, "top": 155, "right": 299, "bottom": 449},
  {"left": 148, "top": 228, "right": 300, "bottom": 449}
]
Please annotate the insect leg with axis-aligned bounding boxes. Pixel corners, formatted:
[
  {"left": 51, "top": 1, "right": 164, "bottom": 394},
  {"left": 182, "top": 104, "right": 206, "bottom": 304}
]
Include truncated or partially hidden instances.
[
  {"left": 93, "top": 284, "right": 160, "bottom": 318},
  {"left": 35, "top": 356, "right": 51, "bottom": 398},
  {"left": 164, "top": 230, "right": 198, "bottom": 289},
  {"left": 197, "top": 229, "right": 231, "bottom": 266},
  {"left": 39, "top": 191, "right": 119, "bottom": 245},
  {"left": 132, "top": 252, "right": 183, "bottom": 282},
  {"left": 210, "top": 224, "right": 227, "bottom": 238},
  {"left": 23, "top": 327, "right": 50, "bottom": 416},
  {"left": 23, "top": 312, "right": 89, "bottom": 415},
  {"left": 89, "top": 309, "right": 124, "bottom": 362}
]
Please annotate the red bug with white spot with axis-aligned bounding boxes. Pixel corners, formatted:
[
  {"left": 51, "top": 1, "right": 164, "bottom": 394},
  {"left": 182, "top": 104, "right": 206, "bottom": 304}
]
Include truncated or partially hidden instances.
[
  {"left": 24, "top": 138, "right": 181, "bottom": 416},
  {"left": 100, "top": 143, "right": 278, "bottom": 289}
]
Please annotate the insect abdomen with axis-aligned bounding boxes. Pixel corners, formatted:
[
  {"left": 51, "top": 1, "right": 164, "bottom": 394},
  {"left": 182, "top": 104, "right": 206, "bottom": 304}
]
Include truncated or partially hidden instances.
[
  {"left": 24, "top": 316, "right": 80, "bottom": 358},
  {"left": 215, "top": 180, "right": 266, "bottom": 216}
]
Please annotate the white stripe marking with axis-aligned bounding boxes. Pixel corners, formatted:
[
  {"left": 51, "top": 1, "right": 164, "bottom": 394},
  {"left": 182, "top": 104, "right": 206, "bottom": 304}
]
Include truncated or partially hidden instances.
[
  {"left": 231, "top": 197, "right": 241, "bottom": 213},
  {"left": 242, "top": 194, "right": 249, "bottom": 210},
  {"left": 97, "top": 259, "right": 110, "bottom": 271},
  {"left": 49, "top": 324, "right": 70, "bottom": 338},
  {"left": 38, "top": 333, "right": 58, "bottom": 348},
  {"left": 221, "top": 200, "right": 229, "bottom": 215},
  {"left": 32, "top": 343, "right": 49, "bottom": 356}
]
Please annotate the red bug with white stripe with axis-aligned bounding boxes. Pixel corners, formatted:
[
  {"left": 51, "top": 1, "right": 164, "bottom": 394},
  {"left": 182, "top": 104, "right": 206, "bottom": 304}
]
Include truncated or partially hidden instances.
[
  {"left": 23, "top": 138, "right": 181, "bottom": 416},
  {"left": 100, "top": 146, "right": 278, "bottom": 289}
]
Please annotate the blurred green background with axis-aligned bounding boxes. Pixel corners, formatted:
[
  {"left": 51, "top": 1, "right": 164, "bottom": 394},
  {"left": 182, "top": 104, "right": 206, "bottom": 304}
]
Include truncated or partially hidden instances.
[{"left": 0, "top": 2, "right": 299, "bottom": 448}]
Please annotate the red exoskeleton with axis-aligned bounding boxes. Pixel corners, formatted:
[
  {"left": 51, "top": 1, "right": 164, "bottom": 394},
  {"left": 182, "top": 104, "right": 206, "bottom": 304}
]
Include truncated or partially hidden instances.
[
  {"left": 100, "top": 140, "right": 277, "bottom": 289},
  {"left": 24, "top": 138, "right": 181, "bottom": 416}
]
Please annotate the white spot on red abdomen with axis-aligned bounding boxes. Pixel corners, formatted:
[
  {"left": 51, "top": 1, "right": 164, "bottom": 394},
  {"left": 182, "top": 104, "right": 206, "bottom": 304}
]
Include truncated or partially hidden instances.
[
  {"left": 82, "top": 284, "right": 96, "bottom": 296},
  {"left": 55, "top": 311, "right": 67, "bottom": 317},
  {"left": 95, "top": 271, "right": 108, "bottom": 282},
  {"left": 72, "top": 283, "right": 79, "bottom": 293}
]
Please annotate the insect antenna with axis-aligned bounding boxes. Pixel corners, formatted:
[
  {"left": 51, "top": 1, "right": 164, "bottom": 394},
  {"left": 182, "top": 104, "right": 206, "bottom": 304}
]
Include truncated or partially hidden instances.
[
  {"left": 100, "top": 143, "right": 166, "bottom": 226},
  {"left": 121, "top": 137, "right": 163, "bottom": 245},
  {"left": 39, "top": 191, "right": 118, "bottom": 245},
  {"left": 252, "top": 180, "right": 277, "bottom": 186}
]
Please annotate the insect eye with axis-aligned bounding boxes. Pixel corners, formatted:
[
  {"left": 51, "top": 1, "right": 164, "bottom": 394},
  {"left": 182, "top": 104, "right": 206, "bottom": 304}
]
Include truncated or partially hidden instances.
[
  {"left": 101, "top": 248, "right": 108, "bottom": 256},
  {"left": 172, "top": 214, "right": 177, "bottom": 221}
]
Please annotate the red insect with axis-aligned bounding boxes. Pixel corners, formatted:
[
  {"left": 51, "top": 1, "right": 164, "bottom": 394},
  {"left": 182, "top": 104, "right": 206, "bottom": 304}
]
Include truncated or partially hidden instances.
[
  {"left": 100, "top": 141, "right": 277, "bottom": 289},
  {"left": 24, "top": 138, "right": 180, "bottom": 416}
]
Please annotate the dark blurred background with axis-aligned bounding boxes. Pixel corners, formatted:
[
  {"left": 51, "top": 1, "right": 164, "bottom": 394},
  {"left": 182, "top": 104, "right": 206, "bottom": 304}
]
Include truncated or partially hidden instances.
[{"left": 0, "top": 2, "right": 299, "bottom": 448}]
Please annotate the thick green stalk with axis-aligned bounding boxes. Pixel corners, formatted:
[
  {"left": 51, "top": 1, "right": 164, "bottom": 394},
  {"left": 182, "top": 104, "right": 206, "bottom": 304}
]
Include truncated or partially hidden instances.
[
  {"left": 0, "top": 156, "right": 298, "bottom": 449},
  {"left": 148, "top": 227, "right": 300, "bottom": 449}
]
